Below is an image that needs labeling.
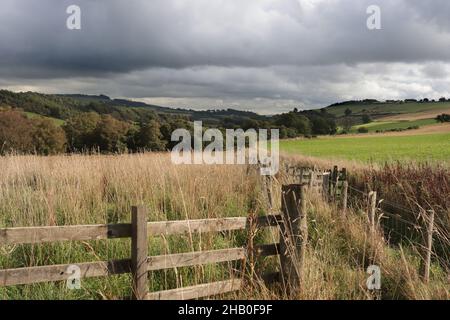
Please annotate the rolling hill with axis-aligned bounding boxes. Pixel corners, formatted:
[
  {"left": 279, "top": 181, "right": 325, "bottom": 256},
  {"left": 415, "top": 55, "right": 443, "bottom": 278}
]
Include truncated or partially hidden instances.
[
  {"left": 2, "top": 89, "right": 449, "bottom": 136},
  {"left": 324, "top": 99, "right": 450, "bottom": 118},
  {"left": 323, "top": 99, "right": 450, "bottom": 133},
  {"left": 0, "top": 90, "right": 270, "bottom": 127}
]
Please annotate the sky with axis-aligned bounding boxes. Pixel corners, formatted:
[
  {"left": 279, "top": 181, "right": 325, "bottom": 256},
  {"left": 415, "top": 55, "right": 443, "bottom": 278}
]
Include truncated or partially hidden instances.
[{"left": 1, "top": 0, "right": 450, "bottom": 114}]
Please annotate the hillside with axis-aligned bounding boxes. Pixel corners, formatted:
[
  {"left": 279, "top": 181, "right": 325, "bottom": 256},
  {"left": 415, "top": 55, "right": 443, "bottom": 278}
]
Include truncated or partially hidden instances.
[
  {"left": 324, "top": 99, "right": 450, "bottom": 118},
  {"left": 0, "top": 90, "right": 269, "bottom": 126},
  {"left": 2, "top": 90, "right": 449, "bottom": 155},
  {"left": 6, "top": 90, "right": 449, "bottom": 129},
  {"left": 323, "top": 99, "right": 450, "bottom": 134},
  {"left": 0, "top": 89, "right": 339, "bottom": 155}
]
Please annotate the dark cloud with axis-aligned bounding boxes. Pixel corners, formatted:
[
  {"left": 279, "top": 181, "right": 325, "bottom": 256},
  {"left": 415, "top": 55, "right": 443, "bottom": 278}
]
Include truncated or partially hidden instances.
[{"left": 1, "top": 0, "right": 450, "bottom": 112}]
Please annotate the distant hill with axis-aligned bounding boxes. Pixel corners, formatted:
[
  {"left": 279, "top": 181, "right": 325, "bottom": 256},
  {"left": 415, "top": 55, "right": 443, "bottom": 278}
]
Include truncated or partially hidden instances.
[
  {"left": 3, "top": 90, "right": 449, "bottom": 127},
  {"left": 0, "top": 89, "right": 341, "bottom": 148},
  {"left": 324, "top": 99, "right": 450, "bottom": 134},
  {"left": 0, "top": 90, "right": 270, "bottom": 126},
  {"left": 57, "top": 93, "right": 194, "bottom": 115},
  {"left": 324, "top": 99, "right": 450, "bottom": 118}
]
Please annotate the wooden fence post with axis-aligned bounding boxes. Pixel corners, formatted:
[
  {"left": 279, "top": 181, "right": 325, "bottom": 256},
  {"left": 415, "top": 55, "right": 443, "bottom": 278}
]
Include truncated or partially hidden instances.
[
  {"left": 421, "top": 209, "right": 435, "bottom": 283},
  {"left": 341, "top": 168, "right": 347, "bottom": 181},
  {"left": 331, "top": 166, "right": 338, "bottom": 200},
  {"left": 280, "top": 184, "right": 308, "bottom": 297},
  {"left": 309, "top": 171, "right": 315, "bottom": 189},
  {"left": 368, "top": 192, "right": 377, "bottom": 234},
  {"left": 322, "top": 172, "right": 330, "bottom": 201},
  {"left": 416, "top": 181, "right": 424, "bottom": 207},
  {"left": 265, "top": 175, "right": 274, "bottom": 210},
  {"left": 342, "top": 181, "right": 348, "bottom": 217},
  {"left": 131, "top": 206, "right": 149, "bottom": 300}
]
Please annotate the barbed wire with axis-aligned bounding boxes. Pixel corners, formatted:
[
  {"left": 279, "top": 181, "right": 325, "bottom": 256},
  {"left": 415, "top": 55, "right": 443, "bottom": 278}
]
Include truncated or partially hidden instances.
[
  {"left": 379, "top": 211, "right": 419, "bottom": 228},
  {"left": 283, "top": 166, "right": 449, "bottom": 269},
  {"left": 345, "top": 183, "right": 421, "bottom": 219},
  {"left": 347, "top": 185, "right": 367, "bottom": 196},
  {"left": 287, "top": 169, "right": 427, "bottom": 233},
  {"left": 380, "top": 199, "right": 419, "bottom": 216},
  {"left": 283, "top": 167, "right": 448, "bottom": 235}
]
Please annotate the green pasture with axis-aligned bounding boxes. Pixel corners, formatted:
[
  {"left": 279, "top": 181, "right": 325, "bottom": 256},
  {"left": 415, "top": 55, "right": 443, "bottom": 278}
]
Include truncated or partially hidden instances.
[
  {"left": 280, "top": 132, "right": 450, "bottom": 163},
  {"left": 352, "top": 118, "right": 437, "bottom": 133},
  {"left": 25, "top": 112, "right": 65, "bottom": 126},
  {"left": 326, "top": 101, "right": 450, "bottom": 117}
]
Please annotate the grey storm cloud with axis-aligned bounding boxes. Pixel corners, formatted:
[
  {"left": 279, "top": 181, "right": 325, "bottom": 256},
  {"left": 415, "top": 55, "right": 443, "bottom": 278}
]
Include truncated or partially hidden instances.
[{"left": 1, "top": 0, "right": 450, "bottom": 113}]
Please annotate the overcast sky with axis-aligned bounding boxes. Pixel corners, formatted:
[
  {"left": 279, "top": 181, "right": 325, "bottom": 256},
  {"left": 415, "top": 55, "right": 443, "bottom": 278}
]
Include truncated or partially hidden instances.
[{"left": 1, "top": 0, "right": 450, "bottom": 114}]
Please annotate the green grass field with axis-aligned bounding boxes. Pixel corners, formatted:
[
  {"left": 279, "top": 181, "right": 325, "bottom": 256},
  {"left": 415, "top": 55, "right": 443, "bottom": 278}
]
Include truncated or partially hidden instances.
[
  {"left": 352, "top": 118, "right": 437, "bottom": 133},
  {"left": 25, "top": 112, "right": 65, "bottom": 126},
  {"left": 326, "top": 101, "right": 450, "bottom": 117},
  {"left": 280, "top": 132, "right": 450, "bottom": 163}
]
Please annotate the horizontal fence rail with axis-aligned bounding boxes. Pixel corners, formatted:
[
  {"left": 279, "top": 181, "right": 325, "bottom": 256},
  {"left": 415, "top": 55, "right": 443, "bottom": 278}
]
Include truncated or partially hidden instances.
[
  {"left": 0, "top": 223, "right": 132, "bottom": 245},
  {"left": 0, "top": 259, "right": 131, "bottom": 287},
  {"left": 0, "top": 216, "right": 282, "bottom": 246},
  {"left": 147, "top": 279, "right": 243, "bottom": 300},
  {"left": 0, "top": 244, "right": 279, "bottom": 287}
]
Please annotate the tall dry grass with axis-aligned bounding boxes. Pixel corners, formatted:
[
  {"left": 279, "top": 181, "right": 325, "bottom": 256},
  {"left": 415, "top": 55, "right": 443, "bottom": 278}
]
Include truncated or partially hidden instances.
[
  {"left": 0, "top": 153, "right": 259, "bottom": 299},
  {"left": 346, "top": 162, "right": 450, "bottom": 270},
  {"left": 280, "top": 154, "right": 449, "bottom": 298},
  {"left": 0, "top": 153, "right": 258, "bottom": 226},
  {"left": 256, "top": 171, "right": 449, "bottom": 300},
  {"left": 0, "top": 153, "right": 448, "bottom": 300}
]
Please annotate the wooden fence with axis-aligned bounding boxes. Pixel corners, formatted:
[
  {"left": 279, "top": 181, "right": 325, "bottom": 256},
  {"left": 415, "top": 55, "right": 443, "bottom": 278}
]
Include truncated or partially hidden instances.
[
  {"left": 286, "top": 165, "right": 331, "bottom": 194},
  {"left": 285, "top": 164, "right": 440, "bottom": 283},
  {"left": 4, "top": 162, "right": 437, "bottom": 299},
  {"left": 0, "top": 184, "right": 310, "bottom": 300}
]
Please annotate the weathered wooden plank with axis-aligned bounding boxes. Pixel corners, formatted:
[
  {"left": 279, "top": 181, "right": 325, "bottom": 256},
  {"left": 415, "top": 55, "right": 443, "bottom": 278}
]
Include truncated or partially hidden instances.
[
  {"left": 147, "top": 217, "right": 247, "bottom": 235},
  {"left": 342, "top": 181, "right": 349, "bottom": 217},
  {"left": 148, "top": 215, "right": 281, "bottom": 235},
  {"left": 0, "top": 259, "right": 131, "bottom": 287},
  {"left": 280, "top": 184, "right": 308, "bottom": 297},
  {"left": 0, "top": 247, "right": 252, "bottom": 287},
  {"left": 148, "top": 248, "right": 245, "bottom": 271},
  {"left": 0, "top": 224, "right": 132, "bottom": 245},
  {"left": 146, "top": 279, "right": 242, "bottom": 300},
  {"left": 131, "top": 206, "right": 149, "bottom": 300},
  {"left": 0, "top": 215, "right": 281, "bottom": 245}
]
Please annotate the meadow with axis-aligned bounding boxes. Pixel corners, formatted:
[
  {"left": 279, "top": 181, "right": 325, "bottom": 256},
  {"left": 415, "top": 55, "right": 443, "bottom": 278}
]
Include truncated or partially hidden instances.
[
  {"left": 352, "top": 118, "right": 437, "bottom": 133},
  {"left": 0, "top": 154, "right": 257, "bottom": 299},
  {"left": 280, "top": 132, "right": 450, "bottom": 163},
  {"left": 326, "top": 101, "right": 450, "bottom": 117},
  {"left": 0, "top": 153, "right": 448, "bottom": 300},
  {"left": 24, "top": 112, "right": 65, "bottom": 126}
]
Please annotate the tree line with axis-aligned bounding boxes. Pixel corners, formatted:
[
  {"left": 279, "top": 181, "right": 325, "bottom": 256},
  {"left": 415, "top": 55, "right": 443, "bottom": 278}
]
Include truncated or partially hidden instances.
[
  {"left": 0, "top": 108, "right": 338, "bottom": 155},
  {"left": 0, "top": 108, "right": 194, "bottom": 155},
  {"left": 0, "top": 90, "right": 337, "bottom": 155}
]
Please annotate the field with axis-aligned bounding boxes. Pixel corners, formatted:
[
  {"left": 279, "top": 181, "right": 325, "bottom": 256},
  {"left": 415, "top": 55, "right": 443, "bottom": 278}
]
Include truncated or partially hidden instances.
[
  {"left": 25, "top": 112, "right": 65, "bottom": 126},
  {"left": 280, "top": 132, "right": 450, "bottom": 163},
  {"left": 326, "top": 101, "right": 450, "bottom": 117},
  {"left": 1, "top": 153, "right": 448, "bottom": 300},
  {"left": 2, "top": 104, "right": 450, "bottom": 299},
  {"left": 0, "top": 154, "right": 257, "bottom": 299},
  {"left": 352, "top": 118, "right": 437, "bottom": 133},
  {"left": 328, "top": 100, "right": 450, "bottom": 133}
]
